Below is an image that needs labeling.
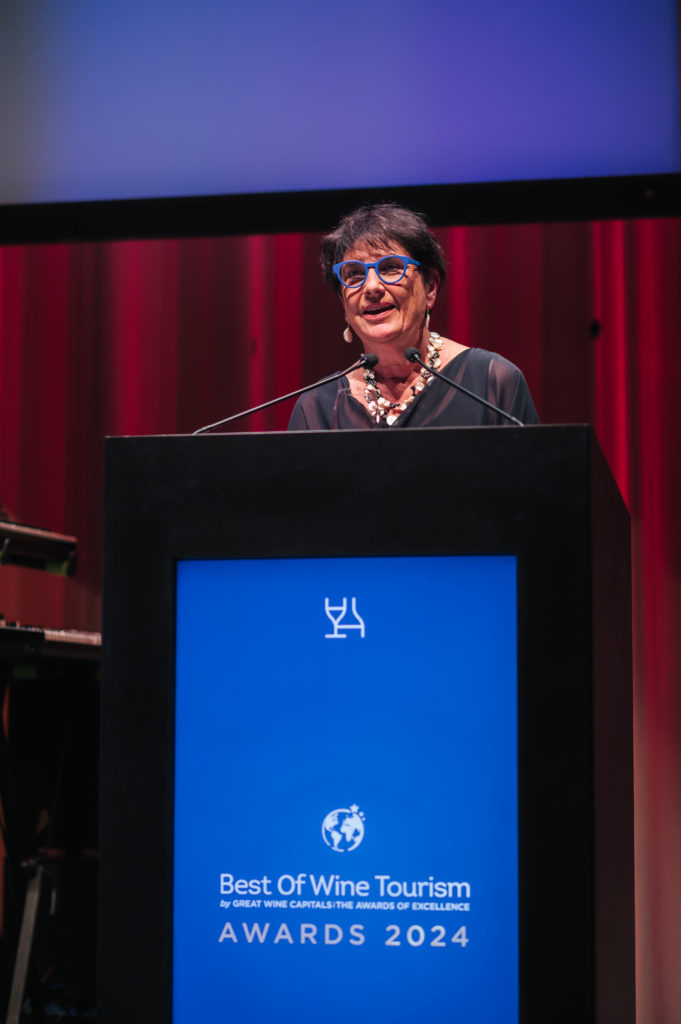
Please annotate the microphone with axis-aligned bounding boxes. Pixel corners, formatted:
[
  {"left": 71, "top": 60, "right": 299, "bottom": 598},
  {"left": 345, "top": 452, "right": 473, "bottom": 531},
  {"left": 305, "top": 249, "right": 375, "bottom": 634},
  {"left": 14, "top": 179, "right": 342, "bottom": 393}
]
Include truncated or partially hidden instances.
[
  {"left": 193, "top": 353, "right": 379, "bottom": 434},
  {"left": 404, "top": 347, "right": 524, "bottom": 426}
]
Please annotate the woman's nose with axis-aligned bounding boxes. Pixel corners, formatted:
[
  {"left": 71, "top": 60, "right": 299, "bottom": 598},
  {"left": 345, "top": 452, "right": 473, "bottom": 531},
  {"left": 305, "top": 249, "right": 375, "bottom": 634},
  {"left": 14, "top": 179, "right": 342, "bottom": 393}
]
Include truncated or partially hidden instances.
[{"left": 363, "top": 267, "right": 384, "bottom": 291}]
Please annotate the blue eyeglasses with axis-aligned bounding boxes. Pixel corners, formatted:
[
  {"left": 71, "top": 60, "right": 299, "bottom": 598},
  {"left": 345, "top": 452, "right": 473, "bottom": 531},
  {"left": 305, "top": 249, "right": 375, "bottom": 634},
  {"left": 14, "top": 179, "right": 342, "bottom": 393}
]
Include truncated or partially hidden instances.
[{"left": 333, "top": 255, "right": 421, "bottom": 289}]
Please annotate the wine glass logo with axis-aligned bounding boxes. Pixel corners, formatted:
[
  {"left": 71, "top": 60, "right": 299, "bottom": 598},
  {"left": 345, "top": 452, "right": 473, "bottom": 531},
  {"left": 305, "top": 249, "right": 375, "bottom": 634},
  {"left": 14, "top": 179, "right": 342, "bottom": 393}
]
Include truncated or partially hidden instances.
[{"left": 324, "top": 598, "right": 365, "bottom": 639}]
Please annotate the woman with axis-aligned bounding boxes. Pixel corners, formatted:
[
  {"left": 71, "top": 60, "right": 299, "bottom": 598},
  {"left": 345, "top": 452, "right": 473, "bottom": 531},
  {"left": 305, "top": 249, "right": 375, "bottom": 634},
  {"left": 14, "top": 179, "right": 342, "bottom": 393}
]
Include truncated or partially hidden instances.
[{"left": 288, "top": 203, "right": 538, "bottom": 429}]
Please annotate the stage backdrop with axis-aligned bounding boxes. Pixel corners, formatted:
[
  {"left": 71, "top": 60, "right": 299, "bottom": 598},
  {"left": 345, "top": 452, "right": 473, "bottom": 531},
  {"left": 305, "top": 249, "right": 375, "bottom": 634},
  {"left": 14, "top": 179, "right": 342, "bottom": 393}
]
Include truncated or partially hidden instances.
[{"left": 0, "top": 217, "right": 679, "bottom": 1023}]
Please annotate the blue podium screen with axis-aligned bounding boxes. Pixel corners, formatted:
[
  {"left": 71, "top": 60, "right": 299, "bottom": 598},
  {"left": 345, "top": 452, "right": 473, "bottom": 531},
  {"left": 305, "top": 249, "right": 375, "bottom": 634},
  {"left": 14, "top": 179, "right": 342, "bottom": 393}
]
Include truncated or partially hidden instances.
[{"left": 174, "top": 555, "right": 518, "bottom": 1023}]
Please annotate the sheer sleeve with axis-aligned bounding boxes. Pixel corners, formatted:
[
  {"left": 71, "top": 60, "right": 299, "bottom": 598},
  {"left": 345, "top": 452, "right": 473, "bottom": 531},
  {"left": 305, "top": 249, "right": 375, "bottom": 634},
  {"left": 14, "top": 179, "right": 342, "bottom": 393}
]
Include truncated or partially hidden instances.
[
  {"left": 419, "top": 348, "right": 539, "bottom": 426},
  {"left": 287, "top": 378, "right": 349, "bottom": 430},
  {"left": 486, "top": 354, "right": 539, "bottom": 425},
  {"left": 287, "top": 398, "right": 312, "bottom": 430}
]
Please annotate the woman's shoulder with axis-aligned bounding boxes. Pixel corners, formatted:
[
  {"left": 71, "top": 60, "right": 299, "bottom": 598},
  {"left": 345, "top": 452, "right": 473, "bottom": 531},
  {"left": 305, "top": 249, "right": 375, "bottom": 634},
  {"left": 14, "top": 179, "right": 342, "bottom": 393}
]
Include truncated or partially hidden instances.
[
  {"left": 441, "top": 345, "right": 538, "bottom": 422},
  {"left": 287, "top": 375, "right": 345, "bottom": 430},
  {"left": 444, "top": 346, "right": 523, "bottom": 374}
]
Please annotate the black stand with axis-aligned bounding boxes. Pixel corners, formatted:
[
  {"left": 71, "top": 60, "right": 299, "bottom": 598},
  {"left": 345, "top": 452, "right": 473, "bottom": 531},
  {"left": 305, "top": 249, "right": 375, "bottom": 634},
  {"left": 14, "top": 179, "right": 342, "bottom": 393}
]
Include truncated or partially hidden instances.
[
  {"left": 6, "top": 861, "right": 44, "bottom": 1024},
  {"left": 0, "top": 629, "right": 100, "bottom": 1023}
]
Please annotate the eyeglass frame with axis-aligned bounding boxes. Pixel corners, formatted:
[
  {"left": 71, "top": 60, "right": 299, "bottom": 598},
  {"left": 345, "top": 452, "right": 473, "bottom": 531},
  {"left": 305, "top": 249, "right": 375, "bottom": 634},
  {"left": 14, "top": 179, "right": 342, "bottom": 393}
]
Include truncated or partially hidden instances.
[{"left": 332, "top": 255, "right": 421, "bottom": 289}]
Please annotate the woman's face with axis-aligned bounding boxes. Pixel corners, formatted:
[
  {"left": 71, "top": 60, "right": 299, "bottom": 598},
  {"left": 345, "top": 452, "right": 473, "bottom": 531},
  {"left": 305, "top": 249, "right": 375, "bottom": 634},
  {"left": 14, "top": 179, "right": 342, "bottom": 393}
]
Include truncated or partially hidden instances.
[{"left": 339, "top": 240, "right": 439, "bottom": 351}]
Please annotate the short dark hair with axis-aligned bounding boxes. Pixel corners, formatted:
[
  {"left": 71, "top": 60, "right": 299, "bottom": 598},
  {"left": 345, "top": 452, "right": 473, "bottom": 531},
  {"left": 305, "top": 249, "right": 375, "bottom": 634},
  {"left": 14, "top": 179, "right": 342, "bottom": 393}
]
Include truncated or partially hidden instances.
[{"left": 320, "top": 203, "right": 446, "bottom": 292}]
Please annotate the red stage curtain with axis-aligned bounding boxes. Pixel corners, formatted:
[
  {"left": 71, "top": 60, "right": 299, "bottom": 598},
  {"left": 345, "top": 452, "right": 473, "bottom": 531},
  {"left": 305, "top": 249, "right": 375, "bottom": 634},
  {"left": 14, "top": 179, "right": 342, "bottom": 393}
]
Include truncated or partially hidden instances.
[{"left": 1, "top": 218, "right": 680, "bottom": 1021}]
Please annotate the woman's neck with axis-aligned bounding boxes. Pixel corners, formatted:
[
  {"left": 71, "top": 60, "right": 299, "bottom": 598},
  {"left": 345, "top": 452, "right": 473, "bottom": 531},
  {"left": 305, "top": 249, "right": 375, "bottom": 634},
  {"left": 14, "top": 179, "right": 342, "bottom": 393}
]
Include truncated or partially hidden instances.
[{"left": 371, "top": 330, "right": 430, "bottom": 382}]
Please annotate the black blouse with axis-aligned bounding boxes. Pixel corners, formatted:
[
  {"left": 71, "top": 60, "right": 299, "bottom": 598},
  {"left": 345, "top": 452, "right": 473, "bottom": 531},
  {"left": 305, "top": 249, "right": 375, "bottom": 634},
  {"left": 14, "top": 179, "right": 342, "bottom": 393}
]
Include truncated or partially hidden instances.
[{"left": 287, "top": 348, "right": 539, "bottom": 430}]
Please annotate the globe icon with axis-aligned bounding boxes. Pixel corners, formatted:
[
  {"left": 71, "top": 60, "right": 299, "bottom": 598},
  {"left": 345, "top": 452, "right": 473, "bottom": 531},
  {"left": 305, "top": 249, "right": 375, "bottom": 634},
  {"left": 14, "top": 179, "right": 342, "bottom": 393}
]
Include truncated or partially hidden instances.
[{"left": 321, "top": 805, "right": 365, "bottom": 852}]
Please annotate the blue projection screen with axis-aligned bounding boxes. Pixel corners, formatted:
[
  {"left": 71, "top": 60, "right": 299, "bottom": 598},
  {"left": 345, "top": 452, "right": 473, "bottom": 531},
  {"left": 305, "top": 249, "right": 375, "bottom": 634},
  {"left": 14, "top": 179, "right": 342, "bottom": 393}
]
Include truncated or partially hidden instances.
[
  {"left": 174, "top": 555, "right": 518, "bottom": 1023},
  {"left": 0, "top": 0, "right": 679, "bottom": 207}
]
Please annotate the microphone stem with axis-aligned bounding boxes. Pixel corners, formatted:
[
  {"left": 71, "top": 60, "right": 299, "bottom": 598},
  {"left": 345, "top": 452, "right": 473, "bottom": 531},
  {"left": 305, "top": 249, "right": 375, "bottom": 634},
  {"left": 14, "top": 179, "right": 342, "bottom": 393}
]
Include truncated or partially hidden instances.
[{"left": 193, "top": 355, "right": 371, "bottom": 434}]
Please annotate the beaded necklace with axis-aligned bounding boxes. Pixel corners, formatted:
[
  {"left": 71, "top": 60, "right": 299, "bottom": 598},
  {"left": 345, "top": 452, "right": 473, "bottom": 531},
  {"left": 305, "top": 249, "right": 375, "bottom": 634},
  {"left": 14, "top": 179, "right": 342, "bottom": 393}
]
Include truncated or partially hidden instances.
[{"left": 363, "top": 332, "right": 443, "bottom": 425}]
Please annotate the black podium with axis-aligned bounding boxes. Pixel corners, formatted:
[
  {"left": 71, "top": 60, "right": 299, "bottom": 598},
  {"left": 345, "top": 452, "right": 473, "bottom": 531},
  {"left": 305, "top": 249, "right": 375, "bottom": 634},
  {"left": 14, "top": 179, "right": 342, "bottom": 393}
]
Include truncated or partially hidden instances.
[{"left": 100, "top": 426, "right": 634, "bottom": 1024}]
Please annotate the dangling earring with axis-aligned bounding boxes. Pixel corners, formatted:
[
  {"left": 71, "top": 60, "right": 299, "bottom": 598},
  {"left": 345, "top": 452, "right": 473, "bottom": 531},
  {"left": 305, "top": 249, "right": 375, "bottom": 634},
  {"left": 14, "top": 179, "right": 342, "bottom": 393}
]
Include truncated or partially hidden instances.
[
  {"left": 343, "top": 324, "right": 353, "bottom": 344},
  {"left": 425, "top": 308, "right": 431, "bottom": 327}
]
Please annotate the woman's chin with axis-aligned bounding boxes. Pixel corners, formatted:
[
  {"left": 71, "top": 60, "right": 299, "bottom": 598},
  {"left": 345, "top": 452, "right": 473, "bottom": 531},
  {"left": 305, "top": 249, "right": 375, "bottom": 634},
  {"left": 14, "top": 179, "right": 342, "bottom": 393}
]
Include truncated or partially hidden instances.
[{"left": 357, "top": 324, "right": 401, "bottom": 348}]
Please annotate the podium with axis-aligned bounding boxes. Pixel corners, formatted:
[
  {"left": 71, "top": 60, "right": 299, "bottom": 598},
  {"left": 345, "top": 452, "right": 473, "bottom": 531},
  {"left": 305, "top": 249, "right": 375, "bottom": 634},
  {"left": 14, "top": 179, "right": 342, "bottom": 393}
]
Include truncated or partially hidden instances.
[{"left": 100, "top": 426, "right": 634, "bottom": 1024}]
